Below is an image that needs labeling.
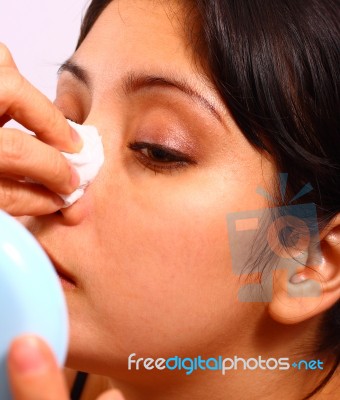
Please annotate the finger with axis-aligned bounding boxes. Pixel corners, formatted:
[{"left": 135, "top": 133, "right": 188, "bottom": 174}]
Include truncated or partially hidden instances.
[
  {"left": 0, "top": 42, "right": 18, "bottom": 69},
  {"left": 8, "top": 335, "right": 69, "bottom": 400},
  {"left": 0, "top": 44, "right": 82, "bottom": 153},
  {"left": 0, "top": 128, "right": 79, "bottom": 194},
  {"left": 97, "top": 389, "right": 126, "bottom": 400},
  {"left": 0, "top": 114, "right": 11, "bottom": 127},
  {"left": 0, "top": 44, "right": 18, "bottom": 128},
  {"left": 0, "top": 172, "right": 24, "bottom": 180},
  {"left": 0, "top": 179, "right": 64, "bottom": 216}
]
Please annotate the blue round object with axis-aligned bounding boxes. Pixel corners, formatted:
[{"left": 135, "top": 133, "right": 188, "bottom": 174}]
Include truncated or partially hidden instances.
[{"left": 0, "top": 210, "right": 69, "bottom": 399}]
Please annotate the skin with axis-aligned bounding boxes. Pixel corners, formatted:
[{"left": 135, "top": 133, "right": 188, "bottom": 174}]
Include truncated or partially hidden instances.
[
  {"left": 3, "top": 1, "right": 340, "bottom": 399},
  {"left": 0, "top": 44, "right": 82, "bottom": 215}
]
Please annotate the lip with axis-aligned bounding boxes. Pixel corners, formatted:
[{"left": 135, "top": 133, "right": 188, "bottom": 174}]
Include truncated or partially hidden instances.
[{"left": 43, "top": 249, "right": 77, "bottom": 288}]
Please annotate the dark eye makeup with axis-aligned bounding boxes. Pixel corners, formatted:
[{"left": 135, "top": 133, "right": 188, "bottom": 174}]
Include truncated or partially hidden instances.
[
  {"left": 128, "top": 141, "right": 196, "bottom": 174},
  {"left": 63, "top": 114, "right": 197, "bottom": 175}
]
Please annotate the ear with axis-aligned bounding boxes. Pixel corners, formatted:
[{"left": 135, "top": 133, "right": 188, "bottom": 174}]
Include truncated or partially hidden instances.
[{"left": 268, "top": 214, "right": 340, "bottom": 324}]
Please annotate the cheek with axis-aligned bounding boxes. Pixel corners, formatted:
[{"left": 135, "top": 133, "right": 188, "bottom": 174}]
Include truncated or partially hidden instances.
[{"left": 83, "top": 167, "right": 268, "bottom": 356}]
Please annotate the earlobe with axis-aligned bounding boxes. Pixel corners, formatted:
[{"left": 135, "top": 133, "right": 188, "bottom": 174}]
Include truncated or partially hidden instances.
[{"left": 268, "top": 214, "right": 340, "bottom": 325}]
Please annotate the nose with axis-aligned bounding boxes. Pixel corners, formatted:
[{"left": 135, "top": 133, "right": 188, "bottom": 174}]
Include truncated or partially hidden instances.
[{"left": 58, "top": 189, "right": 95, "bottom": 226}]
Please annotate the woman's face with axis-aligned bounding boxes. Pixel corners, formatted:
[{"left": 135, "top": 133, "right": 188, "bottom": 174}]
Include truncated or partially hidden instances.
[{"left": 26, "top": 0, "right": 275, "bottom": 377}]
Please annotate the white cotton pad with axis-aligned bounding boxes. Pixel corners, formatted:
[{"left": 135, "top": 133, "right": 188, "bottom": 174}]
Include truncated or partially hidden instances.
[{"left": 58, "top": 120, "right": 105, "bottom": 207}]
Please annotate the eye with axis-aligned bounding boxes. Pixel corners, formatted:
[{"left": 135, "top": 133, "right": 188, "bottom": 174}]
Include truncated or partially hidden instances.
[
  {"left": 54, "top": 98, "right": 84, "bottom": 125},
  {"left": 128, "top": 141, "right": 195, "bottom": 174}
]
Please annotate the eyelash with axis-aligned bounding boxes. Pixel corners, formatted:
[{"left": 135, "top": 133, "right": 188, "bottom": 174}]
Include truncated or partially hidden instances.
[
  {"left": 128, "top": 141, "right": 194, "bottom": 174},
  {"left": 65, "top": 116, "right": 193, "bottom": 175}
]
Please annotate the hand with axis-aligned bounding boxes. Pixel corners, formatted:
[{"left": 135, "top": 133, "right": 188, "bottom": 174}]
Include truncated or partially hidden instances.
[
  {"left": 8, "top": 335, "right": 125, "bottom": 400},
  {"left": 0, "top": 43, "right": 83, "bottom": 216}
]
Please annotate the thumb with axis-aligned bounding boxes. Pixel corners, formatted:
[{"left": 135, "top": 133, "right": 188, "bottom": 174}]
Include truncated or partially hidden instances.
[
  {"left": 97, "top": 389, "right": 126, "bottom": 400},
  {"left": 7, "top": 335, "right": 69, "bottom": 400}
]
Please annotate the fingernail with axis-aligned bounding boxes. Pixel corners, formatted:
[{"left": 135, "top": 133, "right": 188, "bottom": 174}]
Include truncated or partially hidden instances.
[
  {"left": 108, "top": 390, "right": 126, "bottom": 400},
  {"left": 70, "top": 128, "right": 83, "bottom": 150},
  {"left": 11, "top": 337, "right": 47, "bottom": 374}
]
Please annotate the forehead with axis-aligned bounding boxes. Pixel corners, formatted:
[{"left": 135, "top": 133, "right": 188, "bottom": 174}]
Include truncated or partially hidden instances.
[
  {"left": 58, "top": 0, "right": 228, "bottom": 124},
  {"left": 72, "top": 0, "right": 202, "bottom": 85}
]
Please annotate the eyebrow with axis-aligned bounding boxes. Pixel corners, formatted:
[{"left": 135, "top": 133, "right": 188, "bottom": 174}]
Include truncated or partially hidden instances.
[{"left": 57, "top": 60, "right": 223, "bottom": 123}]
